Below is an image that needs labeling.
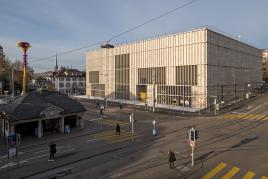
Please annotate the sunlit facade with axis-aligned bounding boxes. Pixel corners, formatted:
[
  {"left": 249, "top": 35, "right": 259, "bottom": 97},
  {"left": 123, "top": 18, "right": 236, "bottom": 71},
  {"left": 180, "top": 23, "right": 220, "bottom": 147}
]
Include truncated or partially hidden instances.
[
  {"left": 263, "top": 49, "right": 268, "bottom": 82},
  {"left": 86, "top": 28, "right": 262, "bottom": 110}
]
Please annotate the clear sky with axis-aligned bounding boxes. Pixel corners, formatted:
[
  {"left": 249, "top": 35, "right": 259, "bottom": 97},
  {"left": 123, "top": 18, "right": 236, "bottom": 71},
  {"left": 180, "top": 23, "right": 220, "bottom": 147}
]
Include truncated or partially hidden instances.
[{"left": 0, "top": 0, "right": 267, "bottom": 72}]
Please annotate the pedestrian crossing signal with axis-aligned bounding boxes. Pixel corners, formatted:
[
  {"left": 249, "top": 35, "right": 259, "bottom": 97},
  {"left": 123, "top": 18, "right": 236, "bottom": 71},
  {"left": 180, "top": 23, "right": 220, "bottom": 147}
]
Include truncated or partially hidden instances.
[
  {"left": 190, "top": 129, "right": 195, "bottom": 141},
  {"left": 189, "top": 128, "right": 199, "bottom": 141},
  {"left": 195, "top": 130, "right": 199, "bottom": 140}
]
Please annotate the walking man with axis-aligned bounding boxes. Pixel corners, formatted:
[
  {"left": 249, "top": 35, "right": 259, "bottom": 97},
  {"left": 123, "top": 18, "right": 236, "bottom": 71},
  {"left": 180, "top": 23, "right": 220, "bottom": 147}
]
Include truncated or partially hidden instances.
[
  {"left": 115, "top": 123, "right": 121, "bottom": 135},
  {"left": 49, "top": 142, "right": 56, "bottom": 161},
  {"left": 168, "top": 149, "right": 176, "bottom": 168}
]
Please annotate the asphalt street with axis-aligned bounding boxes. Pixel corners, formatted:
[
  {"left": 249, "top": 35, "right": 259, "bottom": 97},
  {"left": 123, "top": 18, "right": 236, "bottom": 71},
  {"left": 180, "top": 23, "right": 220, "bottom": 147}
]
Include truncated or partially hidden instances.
[{"left": 0, "top": 94, "right": 268, "bottom": 179}]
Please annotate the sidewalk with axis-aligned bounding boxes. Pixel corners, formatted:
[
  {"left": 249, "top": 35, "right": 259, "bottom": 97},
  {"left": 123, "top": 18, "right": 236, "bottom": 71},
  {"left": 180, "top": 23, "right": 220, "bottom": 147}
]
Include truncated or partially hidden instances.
[
  {"left": 0, "top": 120, "right": 106, "bottom": 154},
  {"left": 76, "top": 94, "right": 263, "bottom": 119}
]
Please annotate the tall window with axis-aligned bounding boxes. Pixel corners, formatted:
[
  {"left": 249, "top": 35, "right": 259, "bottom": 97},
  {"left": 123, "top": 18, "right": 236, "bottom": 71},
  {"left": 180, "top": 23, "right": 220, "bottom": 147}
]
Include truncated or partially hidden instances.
[
  {"left": 176, "top": 65, "right": 197, "bottom": 85},
  {"left": 138, "top": 67, "right": 166, "bottom": 84},
  {"left": 115, "top": 54, "right": 130, "bottom": 100},
  {"left": 88, "top": 71, "right": 99, "bottom": 83}
]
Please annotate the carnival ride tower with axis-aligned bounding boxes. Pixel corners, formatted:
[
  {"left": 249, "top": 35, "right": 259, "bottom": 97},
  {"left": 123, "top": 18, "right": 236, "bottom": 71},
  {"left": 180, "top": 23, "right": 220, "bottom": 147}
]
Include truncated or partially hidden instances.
[{"left": 18, "top": 42, "right": 31, "bottom": 96}]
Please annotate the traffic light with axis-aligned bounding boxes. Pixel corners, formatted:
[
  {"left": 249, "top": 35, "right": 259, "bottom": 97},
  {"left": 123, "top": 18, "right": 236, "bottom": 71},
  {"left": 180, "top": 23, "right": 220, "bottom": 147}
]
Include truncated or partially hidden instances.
[
  {"left": 195, "top": 130, "right": 199, "bottom": 140},
  {"left": 190, "top": 129, "right": 195, "bottom": 141}
]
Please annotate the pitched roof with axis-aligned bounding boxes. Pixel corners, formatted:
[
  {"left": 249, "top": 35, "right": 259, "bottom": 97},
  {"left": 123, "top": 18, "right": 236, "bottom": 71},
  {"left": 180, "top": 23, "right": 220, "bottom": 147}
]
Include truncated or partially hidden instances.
[
  {"left": 2, "top": 91, "right": 86, "bottom": 122},
  {"left": 54, "top": 69, "right": 85, "bottom": 77}
]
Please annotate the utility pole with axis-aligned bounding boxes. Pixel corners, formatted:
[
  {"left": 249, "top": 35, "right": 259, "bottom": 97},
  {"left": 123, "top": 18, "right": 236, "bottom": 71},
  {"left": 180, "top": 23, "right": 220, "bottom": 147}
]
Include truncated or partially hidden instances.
[
  {"left": 11, "top": 67, "right": 14, "bottom": 99},
  {"left": 152, "top": 68, "right": 156, "bottom": 112}
]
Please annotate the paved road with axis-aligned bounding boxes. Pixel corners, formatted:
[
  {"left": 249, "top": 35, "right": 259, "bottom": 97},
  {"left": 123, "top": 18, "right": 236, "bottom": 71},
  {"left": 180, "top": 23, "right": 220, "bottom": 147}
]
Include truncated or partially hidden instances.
[{"left": 0, "top": 95, "right": 268, "bottom": 178}]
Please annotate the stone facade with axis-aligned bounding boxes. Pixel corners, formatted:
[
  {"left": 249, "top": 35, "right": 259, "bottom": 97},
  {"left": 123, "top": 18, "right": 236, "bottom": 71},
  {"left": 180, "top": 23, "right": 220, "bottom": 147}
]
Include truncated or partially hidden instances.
[
  {"left": 263, "top": 49, "right": 268, "bottom": 82},
  {"left": 86, "top": 28, "right": 262, "bottom": 109}
]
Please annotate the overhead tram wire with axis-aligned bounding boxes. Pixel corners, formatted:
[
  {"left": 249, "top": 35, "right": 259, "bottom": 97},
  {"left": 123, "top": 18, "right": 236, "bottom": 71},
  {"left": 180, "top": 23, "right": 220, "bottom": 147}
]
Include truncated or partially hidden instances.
[
  {"left": 29, "top": 0, "right": 199, "bottom": 64},
  {"left": 30, "top": 42, "right": 101, "bottom": 64},
  {"left": 107, "top": 0, "right": 199, "bottom": 42}
]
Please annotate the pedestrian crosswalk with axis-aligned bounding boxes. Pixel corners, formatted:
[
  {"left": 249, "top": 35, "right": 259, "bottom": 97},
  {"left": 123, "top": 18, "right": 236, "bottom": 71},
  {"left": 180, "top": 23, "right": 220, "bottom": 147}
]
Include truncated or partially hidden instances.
[
  {"left": 202, "top": 162, "right": 267, "bottom": 179},
  {"left": 95, "top": 119, "right": 130, "bottom": 127},
  {"left": 90, "top": 130, "right": 142, "bottom": 143},
  {"left": 223, "top": 113, "right": 268, "bottom": 121}
]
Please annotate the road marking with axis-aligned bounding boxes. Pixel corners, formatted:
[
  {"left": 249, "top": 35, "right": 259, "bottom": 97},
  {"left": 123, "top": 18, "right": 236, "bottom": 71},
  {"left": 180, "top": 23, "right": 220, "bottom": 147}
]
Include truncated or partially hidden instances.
[
  {"left": 263, "top": 116, "right": 268, "bottom": 120},
  {"left": 105, "top": 119, "right": 129, "bottom": 125},
  {"left": 254, "top": 114, "right": 266, "bottom": 120},
  {"left": 0, "top": 162, "right": 15, "bottom": 169},
  {"left": 226, "top": 114, "right": 237, "bottom": 118},
  {"left": 90, "top": 130, "right": 142, "bottom": 143},
  {"left": 110, "top": 134, "right": 142, "bottom": 143},
  {"left": 26, "top": 153, "right": 49, "bottom": 161},
  {"left": 0, "top": 155, "right": 7, "bottom": 159},
  {"left": 243, "top": 114, "right": 256, "bottom": 119},
  {"left": 85, "top": 118, "right": 102, "bottom": 122},
  {"left": 221, "top": 166, "right": 240, "bottom": 179},
  {"left": 201, "top": 162, "right": 227, "bottom": 179},
  {"left": 247, "top": 105, "right": 263, "bottom": 114},
  {"left": 86, "top": 139, "right": 98, "bottom": 142},
  {"left": 34, "top": 149, "right": 48, "bottom": 154},
  {"left": 242, "top": 171, "right": 255, "bottom": 179},
  {"left": 233, "top": 114, "right": 246, "bottom": 119},
  {"left": 251, "top": 114, "right": 264, "bottom": 120}
]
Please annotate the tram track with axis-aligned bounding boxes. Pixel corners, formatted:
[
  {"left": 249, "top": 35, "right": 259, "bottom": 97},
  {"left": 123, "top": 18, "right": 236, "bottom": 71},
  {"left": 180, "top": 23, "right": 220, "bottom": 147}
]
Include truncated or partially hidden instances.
[{"left": 17, "top": 114, "right": 267, "bottom": 179}]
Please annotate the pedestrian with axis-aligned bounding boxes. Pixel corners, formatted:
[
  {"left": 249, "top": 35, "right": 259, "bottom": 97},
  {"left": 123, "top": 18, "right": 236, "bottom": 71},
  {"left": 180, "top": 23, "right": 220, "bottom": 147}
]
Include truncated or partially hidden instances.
[
  {"left": 119, "top": 102, "right": 123, "bottom": 109},
  {"left": 101, "top": 104, "right": 105, "bottom": 111},
  {"left": 168, "top": 149, "right": 176, "bottom": 168},
  {"left": 100, "top": 108, "right": 103, "bottom": 118},
  {"left": 96, "top": 100, "right": 100, "bottom": 107},
  {"left": 115, "top": 123, "right": 120, "bottom": 135},
  {"left": 49, "top": 142, "right": 56, "bottom": 161}
]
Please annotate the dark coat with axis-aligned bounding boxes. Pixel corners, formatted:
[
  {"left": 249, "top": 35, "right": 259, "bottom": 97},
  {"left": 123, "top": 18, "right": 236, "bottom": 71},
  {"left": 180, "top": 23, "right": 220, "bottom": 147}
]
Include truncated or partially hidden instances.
[
  {"left": 116, "top": 124, "right": 120, "bottom": 132},
  {"left": 50, "top": 143, "right": 56, "bottom": 154},
  {"left": 169, "top": 152, "right": 176, "bottom": 162}
]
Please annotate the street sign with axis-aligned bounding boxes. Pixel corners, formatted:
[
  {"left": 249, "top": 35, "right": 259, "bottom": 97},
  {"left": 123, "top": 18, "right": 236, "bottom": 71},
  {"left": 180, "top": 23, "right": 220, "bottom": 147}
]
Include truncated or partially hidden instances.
[{"left": 8, "top": 134, "right": 17, "bottom": 147}]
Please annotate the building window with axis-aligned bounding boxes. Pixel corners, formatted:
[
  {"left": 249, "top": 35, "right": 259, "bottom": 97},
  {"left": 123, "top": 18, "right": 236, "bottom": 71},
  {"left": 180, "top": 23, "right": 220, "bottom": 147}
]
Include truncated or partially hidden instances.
[
  {"left": 72, "top": 77, "right": 77, "bottom": 81},
  {"left": 157, "top": 85, "right": 192, "bottom": 107},
  {"left": 79, "top": 82, "right": 83, "bottom": 87},
  {"left": 79, "top": 77, "right": 83, "bottom": 81},
  {"left": 115, "top": 54, "right": 130, "bottom": 100},
  {"left": 176, "top": 65, "right": 197, "bottom": 85},
  {"left": 59, "top": 83, "right": 64, "bottom": 88},
  {"left": 66, "top": 77, "right": 70, "bottom": 81},
  {"left": 72, "top": 82, "right": 77, "bottom": 87},
  {"left": 59, "top": 77, "right": 64, "bottom": 81},
  {"left": 88, "top": 71, "right": 99, "bottom": 83},
  {"left": 138, "top": 67, "right": 166, "bottom": 85},
  {"left": 66, "top": 82, "right": 71, "bottom": 87}
]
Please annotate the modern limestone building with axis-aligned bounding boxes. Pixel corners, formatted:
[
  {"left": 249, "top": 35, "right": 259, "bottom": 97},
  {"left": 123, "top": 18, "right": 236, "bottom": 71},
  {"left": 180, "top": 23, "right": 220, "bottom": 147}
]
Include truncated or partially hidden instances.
[
  {"left": 263, "top": 49, "right": 268, "bottom": 82},
  {"left": 86, "top": 28, "right": 262, "bottom": 110}
]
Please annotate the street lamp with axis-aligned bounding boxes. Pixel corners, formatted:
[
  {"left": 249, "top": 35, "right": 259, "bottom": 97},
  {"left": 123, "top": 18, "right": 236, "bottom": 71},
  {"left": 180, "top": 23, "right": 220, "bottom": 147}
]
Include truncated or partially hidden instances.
[{"left": 18, "top": 42, "right": 31, "bottom": 96}]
